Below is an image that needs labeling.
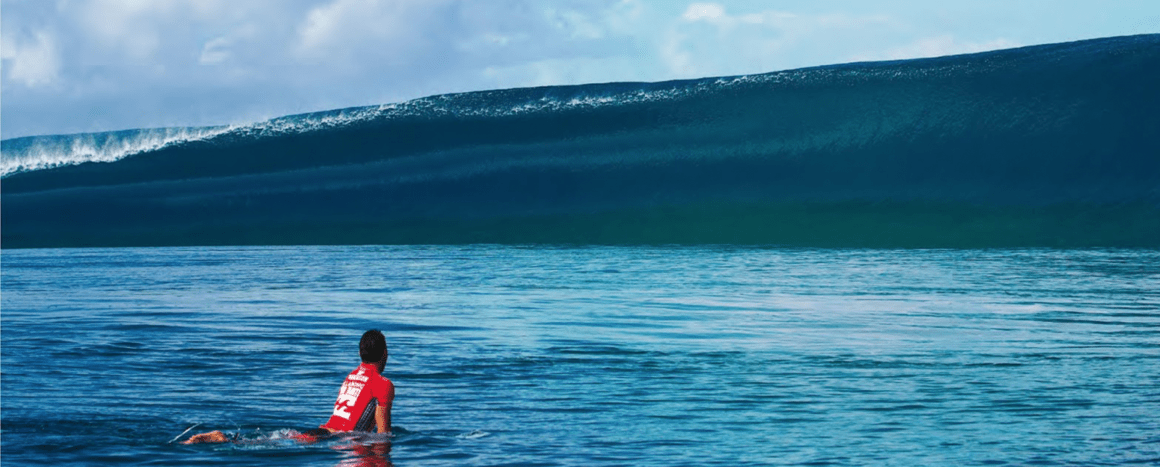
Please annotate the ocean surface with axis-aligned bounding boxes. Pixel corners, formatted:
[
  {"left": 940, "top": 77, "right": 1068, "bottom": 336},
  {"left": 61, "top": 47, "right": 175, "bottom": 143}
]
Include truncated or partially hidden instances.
[
  {"left": 2, "top": 245, "right": 1158, "bottom": 466},
  {"left": 3, "top": 34, "right": 1159, "bottom": 248}
]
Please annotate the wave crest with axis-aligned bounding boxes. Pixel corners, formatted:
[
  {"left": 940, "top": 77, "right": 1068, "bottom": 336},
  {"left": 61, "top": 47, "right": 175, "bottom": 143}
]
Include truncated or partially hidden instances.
[
  {"left": 1, "top": 127, "right": 230, "bottom": 177},
  {"left": 1, "top": 69, "right": 805, "bottom": 178}
]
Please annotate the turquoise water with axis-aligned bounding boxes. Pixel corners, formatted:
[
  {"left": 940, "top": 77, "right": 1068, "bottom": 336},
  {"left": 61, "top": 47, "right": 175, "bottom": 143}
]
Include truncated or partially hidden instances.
[{"left": 2, "top": 246, "right": 1158, "bottom": 465}]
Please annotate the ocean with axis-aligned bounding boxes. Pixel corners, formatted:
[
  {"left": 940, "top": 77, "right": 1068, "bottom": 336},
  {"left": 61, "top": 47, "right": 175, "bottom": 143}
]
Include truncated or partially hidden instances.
[
  {"left": 2, "top": 246, "right": 1158, "bottom": 466},
  {"left": 3, "top": 33, "right": 1159, "bottom": 465},
  {"left": 3, "top": 34, "right": 1159, "bottom": 248}
]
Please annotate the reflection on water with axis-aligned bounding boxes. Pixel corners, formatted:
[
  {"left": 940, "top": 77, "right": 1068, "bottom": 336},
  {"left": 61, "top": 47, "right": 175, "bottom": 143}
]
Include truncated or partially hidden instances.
[{"left": 335, "top": 441, "right": 392, "bottom": 467}]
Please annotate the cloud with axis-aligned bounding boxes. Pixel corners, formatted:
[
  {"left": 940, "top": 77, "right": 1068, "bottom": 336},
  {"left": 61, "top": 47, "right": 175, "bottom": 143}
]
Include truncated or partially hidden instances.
[
  {"left": 663, "top": 3, "right": 896, "bottom": 78},
  {"left": 1, "top": 30, "right": 61, "bottom": 87},
  {"left": 849, "top": 35, "right": 1022, "bottom": 62},
  {"left": 199, "top": 37, "right": 233, "bottom": 65},
  {"left": 2, "top": 0, "right": 652, "bottom": 138},
  {"left": 480, "top": 55, "right": 645, "bottom": 89},
  {"left": 285, "top": 0, "right": 646, "bottom": 95},
  {"left": 0, "top": 0, "right": 1145, "bottom": 139},
  {"left": 294, "top": 0, "right": 451, "bottom": 63},
  {"left": 198, "top": 25, "right": 261, "bottom": 66},
  {"left": 683, "top": 3, "right": 726, "bottom": 22},
  {"left": 70, "top": 0, "right": 170, "bottom": 58},
  {"left": 63, "top": 0, "right": 242, "bottom": 61}
]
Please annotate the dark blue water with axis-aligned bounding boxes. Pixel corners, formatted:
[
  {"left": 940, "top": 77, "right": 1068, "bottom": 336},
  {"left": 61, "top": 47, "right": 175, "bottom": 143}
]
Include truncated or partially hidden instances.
[
  {"left": 4, "top": 35, "right": 1159, "bottom": 248},
  {"left": 3, "top": 246, "right": 1158, "bottom": 465}
]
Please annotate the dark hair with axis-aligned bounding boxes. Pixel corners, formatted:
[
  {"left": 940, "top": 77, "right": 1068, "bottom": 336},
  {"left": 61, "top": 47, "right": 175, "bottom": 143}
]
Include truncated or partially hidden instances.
[{"left": 359, "top": 329, "right": 387, "bottom": 363}]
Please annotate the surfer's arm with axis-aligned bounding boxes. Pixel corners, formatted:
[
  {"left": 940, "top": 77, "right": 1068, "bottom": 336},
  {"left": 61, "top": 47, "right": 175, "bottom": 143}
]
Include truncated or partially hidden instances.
[
  {"left": 182, "top": 430, "right": 230, "bottom": 444},
  {"left": 375, "top": 381, "right": 394, "bottom": 433},
  {"left": 375, "top": 404, "right": 390, "bottom": 433}
]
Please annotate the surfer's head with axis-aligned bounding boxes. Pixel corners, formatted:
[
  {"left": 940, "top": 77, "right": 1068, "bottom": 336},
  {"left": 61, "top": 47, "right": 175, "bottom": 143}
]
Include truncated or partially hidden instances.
[{"left": 360, "top": 329, "right": 388, "bottom": 371}]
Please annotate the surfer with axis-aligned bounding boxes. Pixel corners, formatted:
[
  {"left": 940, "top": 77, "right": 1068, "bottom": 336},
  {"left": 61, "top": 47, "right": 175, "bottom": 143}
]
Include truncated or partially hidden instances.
[{"left": 182, "top": 329, "right": 395, "bottom": 444}]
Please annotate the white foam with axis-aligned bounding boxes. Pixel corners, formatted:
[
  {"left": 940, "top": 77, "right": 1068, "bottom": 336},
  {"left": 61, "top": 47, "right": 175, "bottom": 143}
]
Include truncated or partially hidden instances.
[
  {"left": 1, "top": 126, "right": 232, "bottom": 177},
  {"left": 0, "top": 70, "right": 810, "bottom": 178}
]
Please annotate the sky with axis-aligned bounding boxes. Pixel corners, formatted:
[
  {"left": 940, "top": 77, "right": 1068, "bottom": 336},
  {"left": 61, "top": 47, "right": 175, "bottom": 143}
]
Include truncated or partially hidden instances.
[{"left": 2, "top": 0, "right": 1158, "bottom": 139}]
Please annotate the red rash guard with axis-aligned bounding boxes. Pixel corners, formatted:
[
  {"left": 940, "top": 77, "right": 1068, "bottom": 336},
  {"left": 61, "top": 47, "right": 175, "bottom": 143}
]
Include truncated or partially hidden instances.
[{"left": 321, "top": 363, "right": 393, "bottom": 432}]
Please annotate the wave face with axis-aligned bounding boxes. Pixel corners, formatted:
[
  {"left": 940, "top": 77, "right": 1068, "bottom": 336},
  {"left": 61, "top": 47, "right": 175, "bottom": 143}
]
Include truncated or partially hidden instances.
[{"left": 3, "top": 35, "right": 1159, "bottom": 248}]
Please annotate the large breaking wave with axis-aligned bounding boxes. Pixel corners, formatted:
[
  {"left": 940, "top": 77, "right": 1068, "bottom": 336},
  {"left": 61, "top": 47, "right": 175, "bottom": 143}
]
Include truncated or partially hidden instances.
[{"left": 3, "top": 35, "right": 1159, "bottom": 248}]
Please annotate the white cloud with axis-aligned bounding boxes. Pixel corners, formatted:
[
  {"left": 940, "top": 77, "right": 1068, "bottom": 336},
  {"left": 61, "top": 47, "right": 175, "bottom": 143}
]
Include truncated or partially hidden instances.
[
  {"left": 71, "top": 0, "right": 167, "bottom": 58},
  {"left": 1, "top": 30, "right": 61, "bottom": 87},
  {"left": 64, "top": 0, "right": 233, "bottom": 59},
  {"left": 295, "top": 0, "right": 446, "bottom": 61},
  {"left": 850, "top": 35, "right": 1021, "bottom": 62},
  {"left": 296, "top": 0, "right": 351, "bottom": 55},
  {"left": 683, "top": 3, "right": 726, "bottom": 23},
  {"left": 682, "top": 3, "right": 801, "bottom": 29},
  {"left": 663, "top": 4, "right": 896, "bottom": 78},
  {"left": 480, "top": 55, "right": 645, "bottom": 89},
  {"left": 198, "top": 24, "right": 261, "bottom": 66},
  {"left": 545, "top": 8, "right": 605, "bottom": 40},
  {"left": 199, "top": 37, "right": 233, "bottom": 65},
  {"left": 599, "top": 0, "right": 645, "bottom": 35}
]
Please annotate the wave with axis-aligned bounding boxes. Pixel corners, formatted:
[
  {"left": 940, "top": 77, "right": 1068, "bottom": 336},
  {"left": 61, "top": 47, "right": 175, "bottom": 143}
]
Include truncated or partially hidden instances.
[
  {"left": 0, "top": 73, "right": 767, "bottom": 178},
  {"left": 1, "top": 126, "right": 230, "bottom": 177},
  {"left": 3, "top": 34, "right": 1159, "bottom": 248}
]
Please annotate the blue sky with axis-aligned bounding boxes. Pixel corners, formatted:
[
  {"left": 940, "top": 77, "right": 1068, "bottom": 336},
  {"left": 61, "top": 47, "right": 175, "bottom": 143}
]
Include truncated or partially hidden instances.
[{"left": 2, "top": 0, "right": 1158, "bottom": 138}]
